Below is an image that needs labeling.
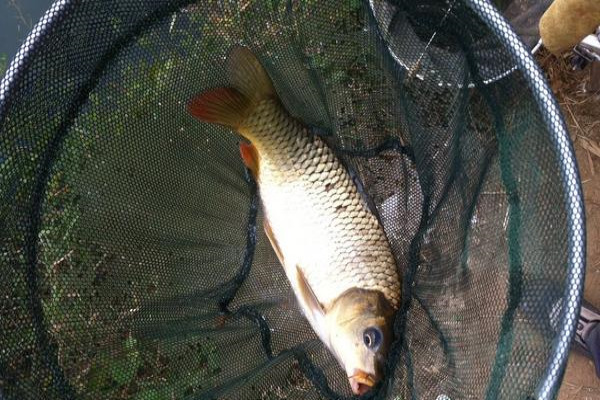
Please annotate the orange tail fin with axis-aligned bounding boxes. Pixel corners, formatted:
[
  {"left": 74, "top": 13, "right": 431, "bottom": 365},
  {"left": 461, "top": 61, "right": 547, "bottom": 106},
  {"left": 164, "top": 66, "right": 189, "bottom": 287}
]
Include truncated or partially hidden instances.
[
  {"left": 186, "top": 46, "right": 278, "bottom": 130},
  {"left": 187, "top": 87, "right": 249, "bottom": 128}
]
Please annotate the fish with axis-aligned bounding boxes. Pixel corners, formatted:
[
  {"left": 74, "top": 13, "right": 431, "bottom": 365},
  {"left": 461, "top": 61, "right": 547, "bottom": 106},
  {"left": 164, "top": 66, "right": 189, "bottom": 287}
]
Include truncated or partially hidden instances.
[{"left": 187, "top": 46, "right": 401, "bottom": 396}]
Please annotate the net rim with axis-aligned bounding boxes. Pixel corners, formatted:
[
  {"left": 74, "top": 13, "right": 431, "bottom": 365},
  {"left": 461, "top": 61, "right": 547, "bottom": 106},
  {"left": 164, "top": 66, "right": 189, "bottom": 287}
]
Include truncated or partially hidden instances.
[
  {"left": 366, "top": 0, "right": 543, "bottom": 88},
  {"left": 467, "top": 1, "right": 586, "bottom": 399},
  {"left": 0, "top": 0, "right": 73, "bottom": 120},
  {"left": 0, "top": 2, "right": 79, "bottom": 398}
]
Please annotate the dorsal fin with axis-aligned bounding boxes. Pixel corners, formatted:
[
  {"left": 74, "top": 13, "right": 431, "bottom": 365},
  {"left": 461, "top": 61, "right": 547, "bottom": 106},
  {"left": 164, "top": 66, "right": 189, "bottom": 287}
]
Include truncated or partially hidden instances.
[{"left": 227, "top": 46, "right": 277, "bottom": 104}]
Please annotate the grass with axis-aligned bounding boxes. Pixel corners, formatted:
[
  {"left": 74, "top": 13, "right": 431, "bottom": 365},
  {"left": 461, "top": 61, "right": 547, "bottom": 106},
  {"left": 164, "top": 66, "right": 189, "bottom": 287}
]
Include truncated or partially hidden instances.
[{"left": 0, "top": 53, "right": 7, "bottom": 76}]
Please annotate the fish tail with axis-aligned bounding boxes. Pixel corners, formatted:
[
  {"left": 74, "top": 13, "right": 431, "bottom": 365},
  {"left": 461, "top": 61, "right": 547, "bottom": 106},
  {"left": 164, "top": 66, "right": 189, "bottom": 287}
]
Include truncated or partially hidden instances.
[{"left": 187, "top": 46, "right": 277, "bottom": 131}]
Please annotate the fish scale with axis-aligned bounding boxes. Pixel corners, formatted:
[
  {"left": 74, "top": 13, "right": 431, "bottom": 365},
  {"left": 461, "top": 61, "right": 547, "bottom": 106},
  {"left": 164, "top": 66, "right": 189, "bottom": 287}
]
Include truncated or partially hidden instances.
[{"left": 244, "top": 99, "right": 401, "bottom": 309}]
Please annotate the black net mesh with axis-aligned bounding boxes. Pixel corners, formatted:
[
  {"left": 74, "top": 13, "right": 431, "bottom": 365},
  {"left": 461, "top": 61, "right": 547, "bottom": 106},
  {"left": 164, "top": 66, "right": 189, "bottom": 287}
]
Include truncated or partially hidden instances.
[
  {"left": 496, "top": 0, "right": 552, "bottom": 50},
  {"left": 0, "top": 1, "right": 586, "bottom": 399}
]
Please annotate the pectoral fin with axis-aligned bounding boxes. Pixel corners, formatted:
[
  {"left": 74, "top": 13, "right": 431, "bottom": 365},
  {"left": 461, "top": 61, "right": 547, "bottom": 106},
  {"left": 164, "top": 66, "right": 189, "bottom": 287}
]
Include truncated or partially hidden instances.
[
  {"left": 293, "top": 264, "right": 328, "bottom": 344},
  {"left": 263, "top": 218, "right": 327, "bottom": 341},
  {"left": 294, "top": 264, "right": 325, "bottom": 318},
  {"left": 263, "top": 217, "right": 284, "bottom": 265}
]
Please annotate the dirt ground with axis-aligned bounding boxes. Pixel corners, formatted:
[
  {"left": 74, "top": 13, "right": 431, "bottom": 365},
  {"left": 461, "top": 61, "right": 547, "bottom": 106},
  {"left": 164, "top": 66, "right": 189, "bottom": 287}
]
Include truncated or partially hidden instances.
[{"left": 536, "top": 50, "right": 600, "bottom": 400}]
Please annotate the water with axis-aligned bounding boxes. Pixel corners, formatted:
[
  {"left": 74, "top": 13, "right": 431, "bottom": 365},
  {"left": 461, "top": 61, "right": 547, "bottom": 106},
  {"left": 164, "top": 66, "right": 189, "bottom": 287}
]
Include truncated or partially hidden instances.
[{"left": 0, "top": 0, "right": 54, "bottom": 74}]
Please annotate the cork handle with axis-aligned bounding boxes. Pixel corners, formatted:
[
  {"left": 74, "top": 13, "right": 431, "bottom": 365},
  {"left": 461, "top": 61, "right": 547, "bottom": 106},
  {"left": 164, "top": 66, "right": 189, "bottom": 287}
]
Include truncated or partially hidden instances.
[{"left": 539, "top": 0, "right": 600, "bottom": 55}]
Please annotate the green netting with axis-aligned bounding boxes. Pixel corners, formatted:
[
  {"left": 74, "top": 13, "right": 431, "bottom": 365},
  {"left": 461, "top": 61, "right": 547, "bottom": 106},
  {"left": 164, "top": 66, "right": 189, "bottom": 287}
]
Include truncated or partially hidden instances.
[{"left": 0, "top": 1, "right": 585, "bottom": 399}]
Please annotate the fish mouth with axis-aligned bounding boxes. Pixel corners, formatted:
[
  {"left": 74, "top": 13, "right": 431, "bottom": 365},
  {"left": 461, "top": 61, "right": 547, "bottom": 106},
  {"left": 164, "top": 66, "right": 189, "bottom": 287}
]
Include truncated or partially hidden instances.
[{"left": 348, "top": 370, "right": 376, "bottom": 395}]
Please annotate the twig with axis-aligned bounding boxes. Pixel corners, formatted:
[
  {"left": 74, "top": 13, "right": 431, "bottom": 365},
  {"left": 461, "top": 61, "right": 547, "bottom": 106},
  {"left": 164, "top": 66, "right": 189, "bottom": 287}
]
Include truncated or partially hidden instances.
[
  {"left": 169, "top": 14, "right": 176, "bottom": 34},
  {"left": 240, "top": 0, "right": 251, "bottom": 12},
  {"left": 585, "top": 119, "right": 600, "bottom": 134},
  {"left": 564, "top": 384, "right": 582, "bottom": 400},
  {"left": 585, "top": 200, "right": 600, "bottom": 208},
  {"left": 565, "top": 103, "right": 584, "bottom": 135},
  {"left": 579, "top": 137, "right": 600, "bottom": 159},
  {"left": 560, "top": 95, "right": 590, "bottom": 106},
  {"left": 481, "top": 191, "right": 505, "bottom": 195},
  {"left": 7, "top": 0, "right": 31, "bottom": 29},
  {"left": 52, "top": 249, "right": 74, "bottom": 269},
  {"left": 587, "top": 148, "right": 595, "bottom": 175}
]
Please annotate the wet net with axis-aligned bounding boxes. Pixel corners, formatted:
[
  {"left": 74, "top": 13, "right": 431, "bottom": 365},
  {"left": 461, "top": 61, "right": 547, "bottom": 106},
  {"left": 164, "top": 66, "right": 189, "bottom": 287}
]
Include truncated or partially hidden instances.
[{"left": 0, "top": 1, "right": 586, "bottom": 399}]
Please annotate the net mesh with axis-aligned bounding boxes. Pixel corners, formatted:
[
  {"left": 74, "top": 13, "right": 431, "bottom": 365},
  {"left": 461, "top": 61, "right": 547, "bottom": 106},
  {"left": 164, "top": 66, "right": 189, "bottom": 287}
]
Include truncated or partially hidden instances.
[
  {"left": 497, "top": 0, "right": 552, "bottom": 50},
  {"left": 0, "top": 1, "right": 585, "bottom": 399}
]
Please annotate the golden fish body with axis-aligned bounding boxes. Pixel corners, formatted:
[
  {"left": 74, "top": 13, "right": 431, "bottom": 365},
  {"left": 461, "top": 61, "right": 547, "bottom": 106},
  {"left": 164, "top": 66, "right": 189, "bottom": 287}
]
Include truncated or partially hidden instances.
[
  {"left": 244, "top": 99, "right": 400, "bottom": 310},
  {"left": 188, "top": 46, "right": 401, "bottom": 396}
]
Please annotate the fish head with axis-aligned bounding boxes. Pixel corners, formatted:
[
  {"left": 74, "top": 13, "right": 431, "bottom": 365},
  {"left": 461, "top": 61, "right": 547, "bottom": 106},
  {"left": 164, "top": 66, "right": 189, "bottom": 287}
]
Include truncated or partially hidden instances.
[{"left": 325, "top": 288, "right": 396, "bottom": 396}]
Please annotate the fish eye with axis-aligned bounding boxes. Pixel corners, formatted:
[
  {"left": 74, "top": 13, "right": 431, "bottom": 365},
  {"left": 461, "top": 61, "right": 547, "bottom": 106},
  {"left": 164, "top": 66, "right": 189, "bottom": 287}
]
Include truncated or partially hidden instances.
[{"left": 363, "top": 327, "right": 383, "bottom": 351}]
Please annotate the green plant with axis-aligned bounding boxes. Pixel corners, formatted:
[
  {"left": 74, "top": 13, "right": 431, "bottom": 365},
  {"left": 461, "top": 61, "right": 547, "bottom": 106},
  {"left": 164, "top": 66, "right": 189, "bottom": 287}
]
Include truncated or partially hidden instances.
[{"left": 0, "top": 53, "right": 8, "bottom": 76}]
